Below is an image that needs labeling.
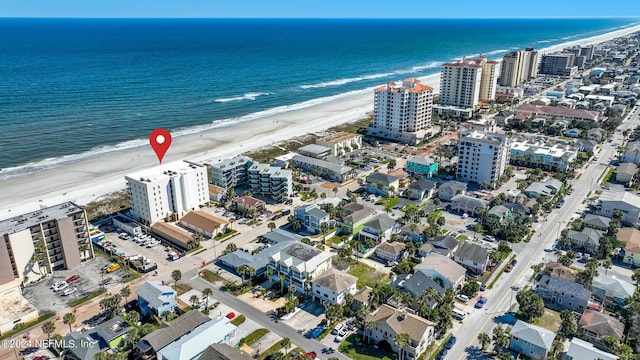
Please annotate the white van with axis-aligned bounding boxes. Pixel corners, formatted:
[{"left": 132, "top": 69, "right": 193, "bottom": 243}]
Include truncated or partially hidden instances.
[{"left": 452, "top": 308, "right": 466, "bottom": 320}]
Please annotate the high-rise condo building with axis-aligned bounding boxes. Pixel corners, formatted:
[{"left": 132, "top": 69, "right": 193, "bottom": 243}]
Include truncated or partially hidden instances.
[
  {"left": 247, "top": 163, "right": 293, "bottom": 202},
  {"left": 439, "top": 56, "right": 498, "bottom": 108},
  {"left": 539, "top": 53, "right": 578, "bottom": 77},
  {"left": 209, "top": 156, "right": 253, "bottom": 189},
  {"left": 498, "top": 48, "right": 540, "bottom": 87},
  {"left": 0, "top": 202, "right": 94, "bottom": 292},
  {"left": 126, "top": 161, "right": 209, "bottom": 225},
  {"left": 456, "top": 130, "right": 510, "bottom": 186},
  {"left": 368, "top": 78, "right": 433, "bottom": 145}
]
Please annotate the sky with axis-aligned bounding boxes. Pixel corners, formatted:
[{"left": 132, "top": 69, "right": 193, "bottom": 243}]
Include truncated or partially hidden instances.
[{"left": 3, "top": 0, "right": 640, "bottom": 19}]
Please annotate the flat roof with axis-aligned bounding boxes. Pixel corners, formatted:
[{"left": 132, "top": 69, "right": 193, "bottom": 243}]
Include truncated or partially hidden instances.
[
  {"left": 0, "top": 201, "right": 84, "bottom": 235},
  {"left": 318, "top": 132, "right": 362, "bottom": 144},
  {"left": 0, "top": 290, "right": 38, "bottom": 325},
  {"left": 126, "top": 160, "right": 205, "bottom": 183}
]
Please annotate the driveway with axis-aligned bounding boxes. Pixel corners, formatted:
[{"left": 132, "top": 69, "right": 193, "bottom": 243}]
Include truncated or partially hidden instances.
[{"left": 282, "top": 301, "right": 325, "bottom": 335}]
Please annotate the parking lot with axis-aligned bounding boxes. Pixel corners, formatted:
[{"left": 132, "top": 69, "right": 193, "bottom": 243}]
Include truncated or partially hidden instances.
[{"left": 22, "top": 256, "right": 127, "bottom": 313}]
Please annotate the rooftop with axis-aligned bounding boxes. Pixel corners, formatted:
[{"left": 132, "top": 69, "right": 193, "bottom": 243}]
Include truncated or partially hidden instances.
[
  {"left": 209, "top": 155, "right": 253, "bottom": 171},
  {"left": 0, "top": 201, "right": 85, "bottom": 235},
  {"left": 510, "top": 320, "right": 555, "bottom": 351},
  {"left": 151, "top": 222, "right": 192, "bottom": 246},
  {"left": 311, "top": 268, "right": 357, "bottom": 293},
  {"left": 180, "top": 211, "right": 229, "bottom": 233},
  {"left": 317, "top": 132, "right": 362, "bottom": 144},
  {"left": 579, "top": 309, "right": 625, "bottom": 340},
  {"left": 125, "top": 160, "right": 206, "bottom": 184},
  {"left": 0, "top": 290, "right": 38, "bottom": 327}
]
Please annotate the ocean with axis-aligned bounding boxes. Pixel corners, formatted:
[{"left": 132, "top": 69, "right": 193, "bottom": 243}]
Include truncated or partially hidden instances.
[{"left": 0, "top": 18, "right": 638, "bottom": 177}]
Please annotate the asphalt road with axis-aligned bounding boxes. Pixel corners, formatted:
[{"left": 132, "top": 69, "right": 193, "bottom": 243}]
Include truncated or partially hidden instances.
[
  {"left": 184, "top": 268, "right": 351, "bottom": 360},
  {"left": 448, "top": 105, "right": 640, "bottom": 360}
]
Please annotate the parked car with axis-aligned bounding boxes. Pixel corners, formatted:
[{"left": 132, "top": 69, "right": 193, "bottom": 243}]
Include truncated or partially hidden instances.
[
  {"left": 455, "top": 294, "right": 470, "bottom": 303},
  {"left": 511, "top": 259, "right": 518, "bottom": 266},
  {"left": 435, "top": 348, "right": 448, "bottom": 360},
  {"left": 505, "top": 264, "right": 513, "bottom": 272},
  {"left": 66, "top": 275, "right": 81, "bottom": 283},
  {"left": 475, "top": 297, "right": 487, "bottom": 309},
  {"left": 331, "top": 323, "right": 343, "bottom": 335},
  {"left": 226, "top": 312, "right": 236, "bottom": 319},
  {"left": 52, "top": 282, "right": 68, "bottom": 292},
  {"left": 105, "top": 263, "right": 120, "bottom": 273},
  {"left": 61, "top": 287, "right": 77, "bottom": 296},
  {"left": 444, "top": 336, "right": 457, "bottom": 349}
]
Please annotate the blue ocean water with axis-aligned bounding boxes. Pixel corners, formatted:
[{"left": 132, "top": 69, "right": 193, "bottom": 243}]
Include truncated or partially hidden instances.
[{"left": 0, "top": 18, "right": 638, "bottom": 175}]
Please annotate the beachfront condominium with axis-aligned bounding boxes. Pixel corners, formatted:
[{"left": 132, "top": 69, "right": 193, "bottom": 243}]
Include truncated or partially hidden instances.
[
  {"left": 316, "top": 132, "right": 363, "bottom": 157},
  {"left": 456, "top": 130, "right": 510, "bottom": 186},
  {"left": 498, "top": 48, "right": 540, "bottom": 87},
  {"left": 209, "top": 156, "right": 253, "bottom": 189},
  {"left": 247, "top": 163, "right": 293, "bottom": 202},
  {"left": 126, "top": 161, "right": 208, "bottom": 225},
  {"left": 0, "top": 202, "right": 94, "bottom": 292},
  {"left": 439, "top": 55, "right": 498, "bottom": 108},
  {"left": 368, "top": 77, "right": 433, "bottom": 145},
  {"left": 539, "top": 53, "right": 578, "bottom": 77}
]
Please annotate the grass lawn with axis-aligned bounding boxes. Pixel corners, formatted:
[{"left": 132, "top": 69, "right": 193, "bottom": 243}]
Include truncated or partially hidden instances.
[
  {"left": 455, "top": 234, "right": 468, "bottom": 242},
  {"left": 339, "top": 334, "right": 394, "bottom": 360},
  {"left": 201, "top": 269, "right": 225, "bottom": 283},
  {"left": 241, "top": 328, "right": 270, "bottom": 346},
  {"left": 376, "top": 197, "right": 399, "bottom": 209},
  {"left": 348, "top": 263, "right": 388, "bottom": 289},
  {"left": 215, "top": 229, "right": 238, "bottom": 241},
  {"left": 230, "top": 314, "right": 246, "bottom": 326},
  {"left": 532, "top": 309, "right": 561, "bottom": 332},
  {"left": 175, "top": 283, "right": 192, "bottom": 295}
]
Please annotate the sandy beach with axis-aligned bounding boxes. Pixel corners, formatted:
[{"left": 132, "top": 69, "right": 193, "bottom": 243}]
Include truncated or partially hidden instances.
[{"left": 2, "top": 23, "right": 640, "bottom": 220}]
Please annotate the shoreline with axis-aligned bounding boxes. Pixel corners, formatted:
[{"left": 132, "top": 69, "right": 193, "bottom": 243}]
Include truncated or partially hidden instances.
[{"left": 2, "top": 23, "right": 640, "bottom": 220}]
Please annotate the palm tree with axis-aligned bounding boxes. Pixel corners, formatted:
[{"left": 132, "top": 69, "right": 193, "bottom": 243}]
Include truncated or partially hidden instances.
[
  {"left": 365, "top": 320, "right": 376, "bottom": 344},
  {"left": 202, "top": 288, "right": 213, "bottom": 309},
  {"left": 281, "top": 337, "right": 291, "bottom": 355},
  {"left": 320, "top": 221, "right": 330, "bottom": 245},
  {"left": 31, "top": 243, "right": 47, "bottom": 274},
  {"left": 189, "top": 231, "right": 204, "bottom": 250},
  {"left": 125, "top": 310, "right": 140, "bottom": 326},
  {"left": 189, "top": 294, "right": 200, "bottom": 307},
  {"left": 601, "top": 257, "right": 612, "bottom": 275},
  {"left": 120, "top": 286, "right": 131, "bottom": 304},
  {"left": 279, "top": 274, "right": 286, "bottom": 294},
  {"left": 268, "top": 222, "right": 276, "bottom": 232},
  {"left": 332, "top": 187, "right": 339, "bottom": 196},
  {"left": 266, "top": 267, "right": 275, "bottom": 288},
  {"left": 394, "top": 332, "right": 412, "bottom": 360},
  {"left": 63, "top": 312, "right": 76, "bottom": 332},
  {"left": 171, "top": 269, "right": 182, "bottom": 289},
  {"left": 41, "top": 320, "right": 55, "bottom": 341},
  {"left": 477, "top": 332, "right": 491, "bottom": 351},
  {"left": 492, "top": 326, "right": 509, "bottom": 352}
]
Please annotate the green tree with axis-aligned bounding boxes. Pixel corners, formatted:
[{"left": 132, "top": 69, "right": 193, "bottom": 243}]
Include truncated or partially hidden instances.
[
  {"left": 223, "top": 242, "right": 238, "bottom": 255},
  {"left": 548, "top": 338, "right": 565, "bottom": 359},
  {"left": 320, "top": 221, "right": 330, "bottom": 245},
  {"left": 171, "top": 269, "right": 182, "bottom": 289},
  {"left": 119, "top": 286, "right": 131, "bottom": 304},
  {"left": 279, "top": 274, "right": 286, "bottom": 294},
  {"left": 281, "top": 337, "right": 291, "bottom": 355},
  {"left": 41, "top": 320, "right": 55, "bottom": 341},
  {"left": 189, "top": 294, "right": 200, "bottom": 307},
  {"left": 460, "top": 281, "right": 480, "bottom": 297},
  {"left": 125, "top": 310, "right": 140, "bottom": 326},
  {"left": 478, "top": 332, "right": 491, "bottom": 351},
  {"left": 63, "top": 312, "right": 76, "bottom": 332},
  {"left": 492, "top": 326, "right": 510, "bottom": 351},
  {"left": 394, "top": 332, "right": 412, "bottom": 360},
  {"left": 188, "top": 231, "right": 204, "bottom": 250},
  {"left": 558, "top": 310, "right": 577, "bottom": 338},
  {"left": 268, "top": 222, "right": 276, "bottom": 232},
  {"left": 202, "top": 287, "right": 213, "bottom": 309},
  {"left": 516, "top": 290, "right": 545, "bottom": 321}
]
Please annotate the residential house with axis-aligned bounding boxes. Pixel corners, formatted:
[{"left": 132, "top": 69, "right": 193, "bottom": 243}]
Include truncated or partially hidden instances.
[
  {"left": 208, "top": 184, "right": 226, "bottom": 203},
  {"left": 576, "top": 139, "right": 598, "bottom": 153},
  {"left": 376, "top": 241, "right": 406, "bottom": 263},
  {"left": 622, "top": 142, "right": 640, "bottom": 164},
  {"left": 352, "top": 286, "right": 373, "bottom": 311},
  {"left": 414, "top": 253, "right": 466, "bottom": 290},
  {"left": 524, "top": 178, "right": 563, "bottom": 198},
  {"left": 135, "top": 311, "right": 210, "bottom": 359},
  {"left": 232, "top": 196, "right": 266, "bottom": 215},
  {"left": 565, "top": 128, "right": 582, "bottom": 138},
  {"left": 510, "top": 139, "right": 578, "bottom": 171},
  {"left": 389, "top": 169, "right": 411, "bottom": 189},
  {"left": 156, "top": 316, "right": 237, "bottom": 360},
  {"left": 366, "top": 304, "right": 435, "bottom": 360},
  {"left": 488, "top": 204, "right": 513, "bottom": 223},
  {"left": 502, "top": 202, "right": 530, "bottom": 219},
  {"left": 217, "top": 236, "right": 297, "bottom": 276},
  {"left": 592, "top": 275, "right": 635, "bottom": 311},
  {"left": 564, "top": 338, "right": 618, "bottom": 360},
  {"left": 579, "top": 309, "right": 625, "bottom": 342},
  {"left": 366, "top": 172, "right": 400, "bottom": 196},
  {"left": 535, "top": 275, "right": 590, "bottom": 313},
  {"left": 199, "top": 344, "right": 253, "bottom": 360},
  {"left": 291, "top": 154, "right": 355, "bottom": 182},
  {"left": 406, "top": 156, "right": 438, "bottom": 177},
  {"left": 298, "top": 144, "right": 332, "bottom": 159},
  {"left": 582, "top": 214, "right": 611, "bottom": 232},
  {"left": 391, "top": 271, "right": 446, "bottom": 308},
  {"left": 311, "top": 268, "right": 357, "bottom": 305},
  {"left": 595, "top": 190, "right": 640, "bottom": 225},
  {"left": 450, "top": 195, "right": 489, "bottom": 216},
  {"left": 137, "top": 281, "right": 178, "bottom": 317},
  {"left": 588, "top": 128, "right": 606, "bottom": 141},
  {"left": 64, "top": 317, "right": 130, "bottom": 360},
  {"left": 426, "top": 235, "right": 460, "bottom": 258},
  {"left": 494, "top": 110, "right": 515, "bottom": 126},
  {"left": 616, "top": 163, "right": 637, "bottom": 186},
  {"left": 566, "top": 228, "right": 602, "bottom": 254},
  {"left": 294, "top": 204, "right": 330, "bottom": 234},
  {"left": 315, "top": 132, "right": 362, "bottom": 156},
  {"left": 619, "top": 227, "right": 640, "bottom": 266},
  {"left": 453, "top": 242, "right": 490, "bottom": 276},
  {"left": 545, "top": 262, "right": 577, "bottom": 282},
  {"left": 509, "top": 320, "right": 555, "bottom": 360},
  {"left": 407, "top": 180, "right": 438, "bottom": 200},
  {"left": 359, "top": 214, "right": 396, "bottom": 244},
  {"left": 400, "top": 223, "right": 427, "bottom": 243},
  {"left": 341, "top": 203, "right": 377, "bottom": 236},
  {"left": 267, "top": 242, "right": 333, "bottom": 292},
  {"left": 438, "top": 180, "right": 467, "bottom": 201},
  {"left": 179, "top": 211, "right": 229, "bottom": 238}
]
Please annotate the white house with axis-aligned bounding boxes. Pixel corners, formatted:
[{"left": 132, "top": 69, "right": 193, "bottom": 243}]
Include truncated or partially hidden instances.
[
  {"left": 268, "top": 242, "right": 333, "bottom": 292},
  {"left": 595, "top": 190, "right": 640, "bottom": 225},
  {"left": 311, "top": 268, "right": 357, "bottom": 305}
]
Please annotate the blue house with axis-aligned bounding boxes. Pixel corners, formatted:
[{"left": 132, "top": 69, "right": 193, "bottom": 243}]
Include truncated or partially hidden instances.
[
  {"left": 137, "top": 281, "right": 177, "bottom": 317},
  {"left": 406, "top": 156, "right": 438, "bottom": 177},
  {"left": 509, "top": 320, "right": 555, "bottom": 360}
]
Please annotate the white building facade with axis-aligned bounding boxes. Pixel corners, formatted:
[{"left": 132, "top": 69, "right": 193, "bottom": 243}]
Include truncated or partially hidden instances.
[
  {"left": 126, "top": 161, "right": 208, "bottom": 225},
  {"left": 456, "top": 131, "right": 510, "bottom": 186},
  {"left": 368, "top": 78, "right": 433, "bottom": 145},
  {"left": 247, "top": 163, "right": 292, "bottom": 201}
]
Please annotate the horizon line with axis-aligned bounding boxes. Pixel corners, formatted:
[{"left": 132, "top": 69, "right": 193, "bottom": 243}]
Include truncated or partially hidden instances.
[{"left": 1, "top": 16, "right": 640, "bottom": 20}]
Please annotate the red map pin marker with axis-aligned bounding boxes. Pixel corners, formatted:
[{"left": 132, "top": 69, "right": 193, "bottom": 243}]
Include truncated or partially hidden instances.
[{"left": 149, "top": 128, "right": 172, "bottom": 164}]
